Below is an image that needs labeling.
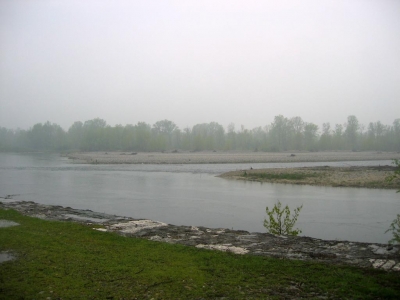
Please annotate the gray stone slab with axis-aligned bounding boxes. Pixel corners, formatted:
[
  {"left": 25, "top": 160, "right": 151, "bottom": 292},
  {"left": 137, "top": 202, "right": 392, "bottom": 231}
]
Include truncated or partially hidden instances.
[
  {"left": 0, "top": 252, "right": 15, "bottom": 263},
  {"left": 0, "top": 220, "right": 19, "bottom": 228}
]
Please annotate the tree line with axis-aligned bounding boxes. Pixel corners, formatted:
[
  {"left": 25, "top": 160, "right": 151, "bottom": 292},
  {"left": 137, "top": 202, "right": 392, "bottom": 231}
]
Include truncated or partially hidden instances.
[{"left": 1, "top": 115, "right": 399, "bottom": 152}]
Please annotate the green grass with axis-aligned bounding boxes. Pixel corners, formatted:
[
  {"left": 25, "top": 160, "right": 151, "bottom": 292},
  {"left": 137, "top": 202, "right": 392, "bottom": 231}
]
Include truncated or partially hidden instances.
[
  {"left": 1, "top": 209, "right": 400, "bottom": 299},
  {"left": 243, "top": 172, "right": 318, "bottom": 181}
]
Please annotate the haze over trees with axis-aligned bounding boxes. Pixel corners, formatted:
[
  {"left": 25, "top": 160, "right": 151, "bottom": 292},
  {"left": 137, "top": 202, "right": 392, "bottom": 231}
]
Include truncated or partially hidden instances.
[{"left": 1, "top": 115, "right": 399, "bottom": 153}]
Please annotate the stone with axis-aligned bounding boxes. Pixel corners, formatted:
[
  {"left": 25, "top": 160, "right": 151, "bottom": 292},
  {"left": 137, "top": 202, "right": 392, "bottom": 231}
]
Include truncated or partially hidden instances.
[
  {"left": 109, "top": 220, "right": 167, "bottom": 234},
  {"left": 392, "top": 263, "right": 400, "bottom": 272},
  {"left": 1, "top": 200, "right": 399, "bottom": 272},
  {"left": 372, "top": 259, "right": 386, "bottom": 269},
  {"left": 0, "top": 251, "right": 15, "bottom": 263},
  {"left": 0, "top": 220, "right": 19, "bottom": 228},
  {"left": 381, "top": 260, "right": 396, "bottom": 271}
]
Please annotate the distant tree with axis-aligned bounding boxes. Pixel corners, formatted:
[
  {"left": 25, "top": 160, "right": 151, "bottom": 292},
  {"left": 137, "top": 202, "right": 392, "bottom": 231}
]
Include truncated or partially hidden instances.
[
  {"left": 332, "top": 124, "right": 344, "bottom": 150},
  {"left": 303, "top": 122, "right": 319, "bottom": 151},
  {"left": 392, "top": 119, "right": 400, "bottom": 151},
  {"left": 225, "top": 123, "right": 236, "bottom": 150},
  {"left": 68, "top": 121, "right": 84, "bottom": 149},
  {"left": 180, "top": 127, "right": 192, "bottom": 150},
  {"left": 153, "top": 120, "right": 178, "bottom": 150},
  {"left": 290, "top": 116, "right": 304, "bottom": 150},
  {"left": 319, "top": 123, "right": 332, "bottom": 150},
  {"left": 250, "top": 126, "right": 268, "bottom": 151},
  {"left": 269, "top": 115, "right": 291, "bottom": 151},
  {"left": 345, "top": 115, "right": 359, "bottom": 150},
  {"left": 191, "top": 122, "right": 225, "bottom": 151},
  {"left": 27, "top": 121, "right": 67, "bottom": 151},
  {"left": 135, "top": 122, "right": 152, "bottom": 151},
  {"left": 236, "top": 125, "right": 253, "bottom": 151},
  {"left": 81, "top": 118, "right": 107, "bottom": 150},
  {"left": 121, "top": 124, "right": 135, "bottom": 150},
  {"left": 153, "top": 120, "right": 178, "bottom": 136}
]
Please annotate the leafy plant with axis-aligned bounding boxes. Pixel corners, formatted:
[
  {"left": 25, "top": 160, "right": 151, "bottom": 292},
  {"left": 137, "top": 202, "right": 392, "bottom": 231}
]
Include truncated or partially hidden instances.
[
  {"left": 385, "top": 215, "right": 400, "bottom": 245},
  {"left": 264, "top": 201, "right": 303, "bottom": 236},
  {"left": 386, "top": 159, "right": 400, "bottom": 244}
]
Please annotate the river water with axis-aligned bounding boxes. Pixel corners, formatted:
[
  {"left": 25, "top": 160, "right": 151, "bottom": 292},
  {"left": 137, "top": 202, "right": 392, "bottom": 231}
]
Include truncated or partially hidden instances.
[{"left": 0, "top": 153, "right": 399, "bottom": 244}]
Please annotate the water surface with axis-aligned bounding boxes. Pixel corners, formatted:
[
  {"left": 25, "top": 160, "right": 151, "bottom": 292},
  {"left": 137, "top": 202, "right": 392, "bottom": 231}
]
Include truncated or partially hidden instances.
[{"left": 0, "top": 153, "right": 398, "bottom": 243}]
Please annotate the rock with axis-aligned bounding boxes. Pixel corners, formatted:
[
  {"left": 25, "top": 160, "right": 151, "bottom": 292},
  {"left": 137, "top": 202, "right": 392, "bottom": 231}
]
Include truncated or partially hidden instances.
[
  {"left": 1, "top": 200, "right": 399, "bottom": 271},
  {"left": 0, "top": 251, "right": 15, "bottom": 263},
  {"left": 0, "top": 220, "right": 19, "bottom": 228}
]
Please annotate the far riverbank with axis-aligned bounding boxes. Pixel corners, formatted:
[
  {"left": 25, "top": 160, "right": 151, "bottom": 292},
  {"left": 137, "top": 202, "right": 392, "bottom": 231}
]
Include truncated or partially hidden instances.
[{"left": 67, "top": 150, "right": 400, "bottom": 164}]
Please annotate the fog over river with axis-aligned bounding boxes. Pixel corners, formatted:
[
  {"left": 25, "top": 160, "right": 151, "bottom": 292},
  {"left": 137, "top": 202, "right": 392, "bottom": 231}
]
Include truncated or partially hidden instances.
[{"left": 1, "top": 153, "right": 399, "bottom": 244}]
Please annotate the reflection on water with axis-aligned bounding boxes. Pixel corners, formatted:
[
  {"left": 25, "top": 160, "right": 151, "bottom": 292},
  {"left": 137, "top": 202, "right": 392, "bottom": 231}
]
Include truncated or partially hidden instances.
[{"left": 0, "top": 153, "right": 399, "bottom": 243}]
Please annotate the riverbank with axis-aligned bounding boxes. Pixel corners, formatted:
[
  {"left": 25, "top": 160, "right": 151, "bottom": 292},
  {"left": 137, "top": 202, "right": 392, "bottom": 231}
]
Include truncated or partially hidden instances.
[
  {"left": 3, "top": 204, "right": 400, "bottom": 299},
  {"left": 1, "top": 200, "right": 399, "bottom": 273},
  {"left": 219, "top": 165, "right": 400, "bottom": 189},
  {"left": 66, "top": 150, "right": 400, "bottom": 164}
]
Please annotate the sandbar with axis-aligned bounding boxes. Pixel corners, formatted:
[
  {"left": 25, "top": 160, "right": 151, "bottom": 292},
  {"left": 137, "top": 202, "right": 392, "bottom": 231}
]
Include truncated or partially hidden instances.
[
  {"left": 219, "top": 165, "right": 400, "bottom": 189},
  {"left": 67, "top": 151, "right": 400, "bottom": 164}
]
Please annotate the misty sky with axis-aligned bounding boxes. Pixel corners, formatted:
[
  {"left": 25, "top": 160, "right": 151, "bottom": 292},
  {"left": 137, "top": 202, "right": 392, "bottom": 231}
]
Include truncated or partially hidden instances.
[{"left": 1, "top": 0, "right": 399, "bottom": 131}]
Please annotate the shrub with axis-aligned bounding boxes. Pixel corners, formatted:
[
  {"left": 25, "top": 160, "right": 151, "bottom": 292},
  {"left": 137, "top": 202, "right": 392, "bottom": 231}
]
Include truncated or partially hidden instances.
[
  {"left": 386, "top": 159, "right": 400, "bottom": 244},
  {"left": 385, "top": 215, "right": 400, "bottom": 245},
  {"left": 264, "top": 201, "right": 303, "bottom": 236}
]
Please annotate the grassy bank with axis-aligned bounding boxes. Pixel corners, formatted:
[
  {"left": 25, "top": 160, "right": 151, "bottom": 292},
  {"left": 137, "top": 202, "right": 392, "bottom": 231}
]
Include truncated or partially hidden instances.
[
  {"left": 220, "top": 166, "right": 400, "bottom": 189},
  {"left": 1, "top": 209, "right": 400, "bottom": 299}
]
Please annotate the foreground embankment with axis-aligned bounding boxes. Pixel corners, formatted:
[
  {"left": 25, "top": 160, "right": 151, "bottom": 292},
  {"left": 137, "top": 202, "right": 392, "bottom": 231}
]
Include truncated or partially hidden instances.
[
  {"left": 219, "top": 165, "right": 400, "bottom": 189},
  {"left": 67, "top": 150, "right": 400, "bottom": 164},
  {"left": 2, "top": 202, "right": 400, "bottom": 299},
  {"left": 1, "top": 200, "right": 399, "bottom": 272}
]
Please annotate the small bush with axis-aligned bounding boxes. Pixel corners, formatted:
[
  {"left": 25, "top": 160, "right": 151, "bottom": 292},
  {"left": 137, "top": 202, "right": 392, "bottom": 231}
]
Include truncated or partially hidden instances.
[
  {"left": 385, "top": 214, "right": 400, "bottom": 244},
  {"left": 386, "top": 159, "right": 400, "bottom": 244},
  {"left": 264, "top": 201, "right": 303, "bottom": 236}
]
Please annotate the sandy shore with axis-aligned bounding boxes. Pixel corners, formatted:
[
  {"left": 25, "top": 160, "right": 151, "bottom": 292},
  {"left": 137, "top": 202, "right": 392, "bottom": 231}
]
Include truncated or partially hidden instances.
[
  {"left": 67, "top": 151, "right": 400, "bottom": 164},
  {"left": 219, "top": 165, "right": 400, "bottom": 189}
]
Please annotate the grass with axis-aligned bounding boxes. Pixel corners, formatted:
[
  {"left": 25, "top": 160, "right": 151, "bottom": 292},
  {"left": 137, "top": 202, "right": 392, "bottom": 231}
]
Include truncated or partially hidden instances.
[
  {"left": 1, "top": 209, "right": 400, "bottom": 299},
  {"left": 243, "top": 171, "right": 319, "bottom": 181}
]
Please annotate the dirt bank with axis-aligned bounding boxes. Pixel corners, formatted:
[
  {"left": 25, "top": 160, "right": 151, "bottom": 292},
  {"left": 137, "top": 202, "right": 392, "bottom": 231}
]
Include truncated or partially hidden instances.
[
  {"left": 1, "top": 200, "right": 399, "bottom": 272},
  {"left": 66, "top": 151, "right": 400, "bottom": 164},
  {"left": 219, "top": 165, "right": 400, "bottom": 189}
]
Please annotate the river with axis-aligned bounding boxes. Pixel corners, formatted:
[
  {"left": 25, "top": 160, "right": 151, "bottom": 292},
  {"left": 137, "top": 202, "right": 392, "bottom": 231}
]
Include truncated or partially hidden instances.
[{"left": 0, "top": 152, "right": 399, "bottom": 244}]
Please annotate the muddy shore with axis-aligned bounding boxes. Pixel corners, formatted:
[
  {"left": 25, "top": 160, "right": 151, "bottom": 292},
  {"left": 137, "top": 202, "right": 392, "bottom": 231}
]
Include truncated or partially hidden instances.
[
  {"left": 1, "top": 200, "right": 399, "bottom": 272},
  {"left": 67, "top": 151, "right": 400, "bottom": 164},
  {"left": 219, "top": 165, "right": 400, "bottom": 189}
]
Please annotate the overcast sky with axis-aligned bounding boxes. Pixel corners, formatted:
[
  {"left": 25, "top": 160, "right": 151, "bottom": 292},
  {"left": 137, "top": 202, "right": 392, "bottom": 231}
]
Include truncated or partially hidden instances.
[{"left": 1, "top": 0, "right": 399, "bottom": 131}]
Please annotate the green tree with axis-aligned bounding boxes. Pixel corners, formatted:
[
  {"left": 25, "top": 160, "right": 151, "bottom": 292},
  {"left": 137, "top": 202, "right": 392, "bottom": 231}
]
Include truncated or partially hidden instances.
[{"left": 264, "top": 201, "right": 303, "bottom": 236}]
